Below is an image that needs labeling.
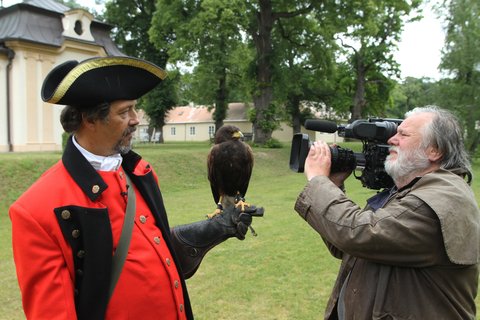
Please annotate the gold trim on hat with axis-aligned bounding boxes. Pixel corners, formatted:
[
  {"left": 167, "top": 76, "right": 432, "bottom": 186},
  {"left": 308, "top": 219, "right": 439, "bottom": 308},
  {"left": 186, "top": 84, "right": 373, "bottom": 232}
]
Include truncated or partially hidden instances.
[{"left": 48, "top": 57, "right": 167, "bottom": 104}]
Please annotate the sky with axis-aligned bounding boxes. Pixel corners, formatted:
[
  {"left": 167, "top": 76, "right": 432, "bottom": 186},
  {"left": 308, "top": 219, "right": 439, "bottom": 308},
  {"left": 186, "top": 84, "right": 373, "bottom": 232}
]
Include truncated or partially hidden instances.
[
  {"left": 394, "top": 1, "right": 445, "bottom": 80},
  {"left": 2, "top": 0, "right": 446, "bottom": 80}
]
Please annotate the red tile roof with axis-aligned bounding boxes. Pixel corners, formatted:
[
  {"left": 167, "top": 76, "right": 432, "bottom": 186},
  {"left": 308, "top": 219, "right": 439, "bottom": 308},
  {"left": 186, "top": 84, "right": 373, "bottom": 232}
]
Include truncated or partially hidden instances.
[{"left": 165, "top": 103, "right": 248, "bottom": 124}]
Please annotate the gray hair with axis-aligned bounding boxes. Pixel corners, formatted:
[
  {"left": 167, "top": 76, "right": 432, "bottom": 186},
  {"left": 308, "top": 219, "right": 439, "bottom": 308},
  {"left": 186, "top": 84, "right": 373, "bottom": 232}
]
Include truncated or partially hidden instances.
[
  {"left": 60, "top": 102, "right": 111, "bottom": 133},
  {"left": 405, "top": 106, "right": 471, "bottom": 171}
]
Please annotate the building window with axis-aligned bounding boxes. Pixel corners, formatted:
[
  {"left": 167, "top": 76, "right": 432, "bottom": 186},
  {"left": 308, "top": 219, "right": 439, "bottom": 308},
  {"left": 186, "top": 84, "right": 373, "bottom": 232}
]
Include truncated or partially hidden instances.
[
  {"left": 74, "top": 20, "right": 83, "bottom": 35},
  {"left": 171, "top": 127, "right": 176, "bottom": 136},
  {"left": 208, "top": 125, "right": 215, "bottom": 137},
  {"left": 189, "top": 126, "right": 196, "bottom": 135}
]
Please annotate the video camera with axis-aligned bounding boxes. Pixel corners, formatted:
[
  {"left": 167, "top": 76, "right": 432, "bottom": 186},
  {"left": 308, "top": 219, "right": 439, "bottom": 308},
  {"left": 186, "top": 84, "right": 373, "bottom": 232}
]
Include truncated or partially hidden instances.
[{"left": 289, "top": 118, "right": 402, "bottom": 190}]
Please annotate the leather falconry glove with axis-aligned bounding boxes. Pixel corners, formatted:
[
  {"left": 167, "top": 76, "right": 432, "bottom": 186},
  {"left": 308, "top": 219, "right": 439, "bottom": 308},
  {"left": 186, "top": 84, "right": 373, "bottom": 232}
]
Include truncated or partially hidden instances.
[{"left": 170, "top": 204, "right": 264, "bottom": 278}]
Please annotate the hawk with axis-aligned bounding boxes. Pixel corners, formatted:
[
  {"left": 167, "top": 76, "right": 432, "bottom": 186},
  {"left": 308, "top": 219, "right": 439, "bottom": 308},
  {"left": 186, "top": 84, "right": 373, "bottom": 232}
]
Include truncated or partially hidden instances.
[{"left": 206, "top": 125, "right": 254, "bottom": 224}]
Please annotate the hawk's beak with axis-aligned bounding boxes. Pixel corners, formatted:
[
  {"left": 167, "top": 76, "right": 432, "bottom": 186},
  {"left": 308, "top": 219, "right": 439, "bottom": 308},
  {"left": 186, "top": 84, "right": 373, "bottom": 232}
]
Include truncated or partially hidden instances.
[{"left": 232, "top": 131, "right": 244, "bottom": 139}]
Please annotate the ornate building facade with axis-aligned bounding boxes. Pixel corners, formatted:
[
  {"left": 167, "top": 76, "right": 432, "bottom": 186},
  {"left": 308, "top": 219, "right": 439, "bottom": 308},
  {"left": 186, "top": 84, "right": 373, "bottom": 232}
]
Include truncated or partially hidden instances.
[{"left": 0, "top": 0, "right": 123, "bottom": 151}]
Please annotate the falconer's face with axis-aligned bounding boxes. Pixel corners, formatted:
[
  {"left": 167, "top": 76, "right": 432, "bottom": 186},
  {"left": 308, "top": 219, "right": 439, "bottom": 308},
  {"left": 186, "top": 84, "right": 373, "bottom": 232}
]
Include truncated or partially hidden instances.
[{"left": 94, "top": 99, "right": 139, "bottom": 156}]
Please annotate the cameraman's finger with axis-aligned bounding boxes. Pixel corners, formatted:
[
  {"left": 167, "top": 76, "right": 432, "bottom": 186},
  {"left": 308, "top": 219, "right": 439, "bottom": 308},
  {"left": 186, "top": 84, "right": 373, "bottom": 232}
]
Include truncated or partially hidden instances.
[
  {"left": 307, "top": 143, "right": 318, "bottom": 157},
  {"left": 317, "top": 141, "right": 330, "bottom": 156}
]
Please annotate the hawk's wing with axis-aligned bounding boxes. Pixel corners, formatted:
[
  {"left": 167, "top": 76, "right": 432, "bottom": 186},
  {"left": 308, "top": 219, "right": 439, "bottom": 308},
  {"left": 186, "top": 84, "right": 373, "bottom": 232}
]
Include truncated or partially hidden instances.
[
  {"left": 207, "top": 144, "right": 222, "bottom": 205},
  {"left": 238, "top": 143, "right": 254, "bottom": 198},
  {"left": 207, "top": 140, "right": 254, "bottom": 205}
]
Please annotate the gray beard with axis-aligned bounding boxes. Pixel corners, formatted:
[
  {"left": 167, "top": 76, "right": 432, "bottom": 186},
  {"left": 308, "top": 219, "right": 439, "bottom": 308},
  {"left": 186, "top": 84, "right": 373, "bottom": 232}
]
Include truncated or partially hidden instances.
[
  {"left": 116, "top": 143, "right": 132, "bottom": 155},
  {"left": 384, "top": 146, "right": 431, "bottom": 185},
  {"left": 114, "top": 127, "right": 135, "bottom": 155}
]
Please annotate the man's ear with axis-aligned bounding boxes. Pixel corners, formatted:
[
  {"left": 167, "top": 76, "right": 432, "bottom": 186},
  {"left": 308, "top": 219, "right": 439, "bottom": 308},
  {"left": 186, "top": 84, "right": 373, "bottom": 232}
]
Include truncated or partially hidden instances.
[
  {"left": 81, "top": 113, "right": 97, "bottom": 130},
  {"left": 427, "top": 146, "right": 442, "bottom": 162}
]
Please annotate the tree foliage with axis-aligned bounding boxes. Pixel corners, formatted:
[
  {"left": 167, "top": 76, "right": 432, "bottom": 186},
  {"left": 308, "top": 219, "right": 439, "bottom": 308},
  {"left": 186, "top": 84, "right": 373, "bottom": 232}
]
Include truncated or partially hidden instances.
[
  {"left": 336, "top": 0, "right": 421, "bottom": 120},
  {"left": 271, "top": 8, "right": 338, "bottom": 133},
  {"left": 150, "top": 0, "right": 252, "bottom": 132},
  {"left": 438, "top": 0, "right": 480, "bottom": 154},
  {"left": 387, "top": 77, "right": 441, "bottom": 118},
  {"left": 103, "top": 0, "right": 177, "bottom": 142},
  {"left": 242, "top": 0, "right": 319, "bottom": 143},
  {"left": 98, "top": 0, "right": 479, "bottom": 148}
]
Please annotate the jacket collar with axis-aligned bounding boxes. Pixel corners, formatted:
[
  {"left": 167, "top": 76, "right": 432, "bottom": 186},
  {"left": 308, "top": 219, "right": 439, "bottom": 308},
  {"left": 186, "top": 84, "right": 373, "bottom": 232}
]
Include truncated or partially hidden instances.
[{"left": 63, "top": 135, "right": 141, "bottom": 202}]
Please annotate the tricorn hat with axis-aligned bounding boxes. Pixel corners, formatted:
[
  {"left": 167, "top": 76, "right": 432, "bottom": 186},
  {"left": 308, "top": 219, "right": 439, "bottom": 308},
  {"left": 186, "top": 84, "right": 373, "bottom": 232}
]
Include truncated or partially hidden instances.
[{"left": 41, "top": 56, "right": 167, "bottom": 106}]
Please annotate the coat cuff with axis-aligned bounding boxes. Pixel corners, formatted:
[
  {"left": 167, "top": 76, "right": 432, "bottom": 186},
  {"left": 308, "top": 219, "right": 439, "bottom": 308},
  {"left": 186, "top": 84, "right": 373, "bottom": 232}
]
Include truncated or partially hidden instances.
[
  {"left": 294, "top": 176, "right": 324, "bottom": 220},
  {"left": 294, "top": 176, "right": 343, "bottom": 221}
]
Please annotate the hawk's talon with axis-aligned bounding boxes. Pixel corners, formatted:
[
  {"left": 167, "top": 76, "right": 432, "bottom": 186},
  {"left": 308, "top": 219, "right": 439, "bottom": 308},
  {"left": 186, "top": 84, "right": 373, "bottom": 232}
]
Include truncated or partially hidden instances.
[
  {"left": 234, "top": 193, "right": 250, "bottom": 212},
  {"left": 206, "top": 203, "right": 223, "bottom": 219}
]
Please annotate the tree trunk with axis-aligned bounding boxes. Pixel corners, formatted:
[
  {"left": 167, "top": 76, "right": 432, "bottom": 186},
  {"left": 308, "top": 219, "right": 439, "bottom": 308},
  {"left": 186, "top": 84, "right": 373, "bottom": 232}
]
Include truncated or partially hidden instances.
[
  {"left": 289, "top": 95, "right": 302, "bottom": 134},
  {"left": 251, "top": 0, "right": 274, "bottom": 144},
  {"left": 158, "top": 125, "right": 164, "bottom": 143},
  {"left": 147, "top": 126, "right": 155, "bottom": 142},
  {"left": 352, "top": 55, "right": 367, "bottom": 121},
  {"left": 214, "top": 68, "right": 228, "bottom": 133}
]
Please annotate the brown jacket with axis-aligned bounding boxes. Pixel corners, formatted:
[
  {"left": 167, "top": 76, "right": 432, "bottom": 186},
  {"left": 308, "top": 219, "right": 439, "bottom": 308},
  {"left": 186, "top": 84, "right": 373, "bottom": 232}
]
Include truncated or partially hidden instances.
[{"left": 295, "top": 169, "right": 480, "bottom": 320}]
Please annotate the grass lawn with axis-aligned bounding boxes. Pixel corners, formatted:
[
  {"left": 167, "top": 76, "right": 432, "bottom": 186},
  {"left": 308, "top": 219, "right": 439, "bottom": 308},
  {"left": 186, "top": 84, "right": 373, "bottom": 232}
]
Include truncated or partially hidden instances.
[{"left": 1, "top": 141, "right": 480, "bottom": 319}]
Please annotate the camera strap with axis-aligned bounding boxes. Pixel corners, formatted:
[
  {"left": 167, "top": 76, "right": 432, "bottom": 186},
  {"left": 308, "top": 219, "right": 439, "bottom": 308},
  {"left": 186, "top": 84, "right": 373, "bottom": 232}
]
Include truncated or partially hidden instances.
[{"left": 108, "top": 173, "right": 136, "bottom": 301}]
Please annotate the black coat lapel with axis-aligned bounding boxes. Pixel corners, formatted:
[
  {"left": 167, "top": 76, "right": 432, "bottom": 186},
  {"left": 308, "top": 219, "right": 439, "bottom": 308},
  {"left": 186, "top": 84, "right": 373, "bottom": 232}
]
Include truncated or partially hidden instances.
[
  {"left": 60, "top": 136, "right": 112, "bottom": 320},
  {"left": 63, "top": 136, "right": 108, "bottom": 201}
]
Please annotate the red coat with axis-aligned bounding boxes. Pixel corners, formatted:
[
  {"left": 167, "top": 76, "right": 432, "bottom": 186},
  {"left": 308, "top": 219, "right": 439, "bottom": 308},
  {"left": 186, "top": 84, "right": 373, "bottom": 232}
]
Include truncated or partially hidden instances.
[{"left": 10, "top": 137, "right": 193, "bottom": 319}]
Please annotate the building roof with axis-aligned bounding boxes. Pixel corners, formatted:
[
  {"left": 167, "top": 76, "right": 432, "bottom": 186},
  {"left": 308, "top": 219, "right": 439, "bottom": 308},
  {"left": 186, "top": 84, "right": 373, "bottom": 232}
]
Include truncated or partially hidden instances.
[
  {"left": 0, "top": 0, "right": 124, "bottom": 56},
  {"left": 165, "top": 102, "right": 249, "bottom": 124},
  {"left": 166, "top": 106, "right": 213, "bottom": 124},
  {"left": 22, "top": 0, "right": 70, "bottom": 13}
]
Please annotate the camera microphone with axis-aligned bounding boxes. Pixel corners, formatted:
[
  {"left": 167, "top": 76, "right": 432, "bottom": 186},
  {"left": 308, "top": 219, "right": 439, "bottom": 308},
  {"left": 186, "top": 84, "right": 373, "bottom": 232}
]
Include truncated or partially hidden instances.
[{"left": 304, "top": 119, "right": 338, "bottom": 133}]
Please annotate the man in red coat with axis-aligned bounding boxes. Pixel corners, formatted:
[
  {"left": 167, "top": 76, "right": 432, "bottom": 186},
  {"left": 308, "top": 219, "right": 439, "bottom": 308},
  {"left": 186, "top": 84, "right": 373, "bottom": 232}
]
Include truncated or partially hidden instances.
[{"left": 9, "top": 56, "right": 263, "bottom": 320}]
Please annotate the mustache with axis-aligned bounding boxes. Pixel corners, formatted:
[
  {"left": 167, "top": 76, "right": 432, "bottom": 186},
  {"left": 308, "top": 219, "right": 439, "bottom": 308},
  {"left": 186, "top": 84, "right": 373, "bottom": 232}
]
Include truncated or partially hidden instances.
[{"left": 122, "top": 126, "right": 136, "bottom": 137}]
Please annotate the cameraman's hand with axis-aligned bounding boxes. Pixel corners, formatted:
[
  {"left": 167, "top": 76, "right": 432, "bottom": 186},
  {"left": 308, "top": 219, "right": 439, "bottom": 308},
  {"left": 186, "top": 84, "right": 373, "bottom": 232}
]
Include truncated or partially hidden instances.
[
  {"left": 305, "top": 141, "right": 332, "bottom": 181},
  {"left": 329, "top": 171, "right": 352, "bottom": 189}
]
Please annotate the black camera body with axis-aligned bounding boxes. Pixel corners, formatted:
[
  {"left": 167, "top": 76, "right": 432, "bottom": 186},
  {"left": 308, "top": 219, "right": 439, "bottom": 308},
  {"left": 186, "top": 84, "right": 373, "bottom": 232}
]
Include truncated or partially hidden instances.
[{"left": 289, "top": 118, "right": 402, "bottom": 190}]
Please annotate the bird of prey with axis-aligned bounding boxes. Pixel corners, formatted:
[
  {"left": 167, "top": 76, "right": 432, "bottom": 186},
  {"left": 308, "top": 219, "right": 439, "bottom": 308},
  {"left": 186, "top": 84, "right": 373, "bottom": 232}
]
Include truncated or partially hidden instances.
[{"left": 206, "top": 125, "right": 254, "bottom": 222}]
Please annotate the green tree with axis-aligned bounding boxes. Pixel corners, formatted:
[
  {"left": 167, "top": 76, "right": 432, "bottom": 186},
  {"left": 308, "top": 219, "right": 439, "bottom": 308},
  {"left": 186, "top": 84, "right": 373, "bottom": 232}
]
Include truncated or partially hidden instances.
[
  {"left": 387, "top": 77, "right": 441, "bottom": 118},
  {"left": 271, "top": 11, "right": 338, "bottom": 133},
  {"left": 104, "top": 0, "right": 177, "bottom": 143},
  {"left": 439, "top": 0, "right": 480, "bottom": 154},
  {"left": 150, "top": 0, "right": 251, "bottom": 133},
  {"left": 337, "top": 0, "right": 421, "bottom": 120},
  {"left": 243, "top": 0, "right": 318, "bottom": 144},
  {"left": 179, "top": 44, "right": 254, "bottom": 107}
]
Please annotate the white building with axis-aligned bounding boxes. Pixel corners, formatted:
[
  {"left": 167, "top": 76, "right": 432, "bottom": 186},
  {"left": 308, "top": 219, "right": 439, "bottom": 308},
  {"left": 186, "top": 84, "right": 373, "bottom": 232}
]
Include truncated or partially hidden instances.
[{"left": 163, "top": 102, "right": 340, "bottom": 143}]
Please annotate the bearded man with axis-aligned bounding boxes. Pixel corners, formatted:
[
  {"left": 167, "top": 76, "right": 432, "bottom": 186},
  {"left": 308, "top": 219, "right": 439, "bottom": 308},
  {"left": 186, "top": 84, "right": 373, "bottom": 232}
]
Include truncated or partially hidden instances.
[{"left": 294, "top": 106, "right": 480, "bottom": 319}]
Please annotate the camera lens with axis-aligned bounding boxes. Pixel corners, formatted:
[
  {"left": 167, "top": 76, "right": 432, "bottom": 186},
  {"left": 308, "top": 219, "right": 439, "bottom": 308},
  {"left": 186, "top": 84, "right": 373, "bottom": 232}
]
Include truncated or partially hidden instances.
[{"left": 330, "top": 146, "right": 356, "bottom": 173}]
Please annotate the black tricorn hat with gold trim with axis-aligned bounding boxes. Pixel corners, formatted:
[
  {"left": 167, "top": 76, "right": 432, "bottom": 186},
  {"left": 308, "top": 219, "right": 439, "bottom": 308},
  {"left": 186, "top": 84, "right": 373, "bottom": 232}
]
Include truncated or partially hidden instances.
[{"left": 41, "top": 56, "right": 167, "bottom": 106}]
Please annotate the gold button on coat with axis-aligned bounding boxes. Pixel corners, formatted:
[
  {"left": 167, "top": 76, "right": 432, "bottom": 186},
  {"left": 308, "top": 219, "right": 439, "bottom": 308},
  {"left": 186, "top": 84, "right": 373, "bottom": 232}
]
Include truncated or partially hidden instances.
[
  {"left": 61, "top": 210, "right": 71, "bottom": 220},
  {"left": 139, "top": 215, "right": 147, "bottom": 224},
  {"left": 72, "top": 229, "right": 80, "bottom": 238},
  {"left": 153, "top": 236, "right": 160, "bottom": 244},
  {"left": 92, "top": 185, "right": 100, "bottom": 194},
  {"left": 77, "top": 250, "right": 85, "bottom": 258},
  {"left": 174, "top": 280, "right": 179, "bottom": 288},
  {"left": 166, "top": 258, "right": 171, "bottom": 266}
]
